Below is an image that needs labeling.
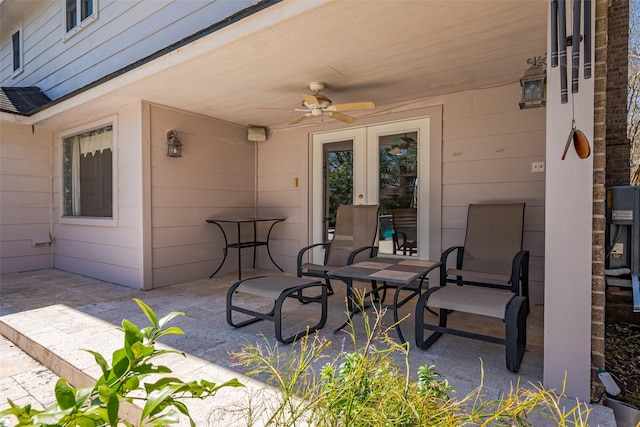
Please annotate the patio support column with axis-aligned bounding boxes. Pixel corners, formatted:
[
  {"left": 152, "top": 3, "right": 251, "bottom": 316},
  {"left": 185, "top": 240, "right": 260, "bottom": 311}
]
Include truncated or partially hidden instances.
[{"left": 543, "top": 0, "right": 595, "bottom": 401}]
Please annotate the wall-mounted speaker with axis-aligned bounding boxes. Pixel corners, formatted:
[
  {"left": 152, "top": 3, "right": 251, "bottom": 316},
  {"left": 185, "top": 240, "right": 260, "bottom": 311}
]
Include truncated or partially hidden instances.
[{"left": 248, "top": 126, "right": 267, "bottom": 142}]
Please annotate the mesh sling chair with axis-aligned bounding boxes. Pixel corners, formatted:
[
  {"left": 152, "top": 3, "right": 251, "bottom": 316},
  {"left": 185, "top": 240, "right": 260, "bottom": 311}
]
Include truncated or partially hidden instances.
[
  {"left": 227, "top": 275, "right": 328, "bottom": 344},
  {"left": 297, "top": 204, "right": 380, "bottom": 295},
  {"left": 415, "top": 203, "right": 530, "bottom": 372},
  {"left": 391, "top": 208, "right": 418, "bottom": 255}
]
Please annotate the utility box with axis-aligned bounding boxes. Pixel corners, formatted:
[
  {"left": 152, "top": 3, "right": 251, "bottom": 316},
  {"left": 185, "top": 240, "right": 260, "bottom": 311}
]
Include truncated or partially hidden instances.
[{"left": 606, "top": 186, "right": 640, "bottom": 312}]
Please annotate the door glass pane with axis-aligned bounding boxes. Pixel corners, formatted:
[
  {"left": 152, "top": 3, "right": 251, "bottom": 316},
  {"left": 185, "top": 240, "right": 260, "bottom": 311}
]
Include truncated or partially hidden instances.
[
  {"left": 324, "top": 140, "right": 353, "bottom": 241},
  {"left": 378, "top": 132, "right": 418, "bottom": 255}
]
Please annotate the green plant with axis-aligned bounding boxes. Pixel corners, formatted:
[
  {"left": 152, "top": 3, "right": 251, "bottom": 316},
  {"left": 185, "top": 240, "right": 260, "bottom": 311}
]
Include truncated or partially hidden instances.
[
  {"left": 233, "top": 295, "right": 457, "bottom": 426},
  {"left": 0, "top": 299, "right": 242, "bottom": 427},
  {"left": 234, "top": 292, "right": 592, "bottom": 426},
  {"left": 460, "top": 375, "right": 591, "bottom": 426},
  {"left": 311, "top": 302, "right": 453, "bottom": 426}
]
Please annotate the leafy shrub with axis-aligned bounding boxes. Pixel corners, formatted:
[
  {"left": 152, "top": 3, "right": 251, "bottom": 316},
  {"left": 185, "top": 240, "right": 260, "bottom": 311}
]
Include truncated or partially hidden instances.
[
  {"left": 233, "top": 296, "right": 591, "bottom": 426},
  {"left": 0, "top": 299, "right": 242, "bottom": 427}
]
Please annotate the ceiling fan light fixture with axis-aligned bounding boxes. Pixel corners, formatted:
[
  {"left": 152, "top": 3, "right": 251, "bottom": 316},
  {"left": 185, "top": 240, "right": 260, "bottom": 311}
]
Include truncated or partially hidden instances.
[
  {"left": 388, "top": 134, "right": 416, "bottom": 155},
  {"left": 309, "top": 81, "right": 326, "bottom": 92},
  {"left": 401, "top": 136, "right": 416, "bottom": 144},
  {"left": 265, "top": 81, "right": 375, "bottom": 125},
  {"left": 316, "top": 95, "right": 331, "bottom": 108},
  {"left": 392, "top": 134, "right": 416, "bottom": 146}
]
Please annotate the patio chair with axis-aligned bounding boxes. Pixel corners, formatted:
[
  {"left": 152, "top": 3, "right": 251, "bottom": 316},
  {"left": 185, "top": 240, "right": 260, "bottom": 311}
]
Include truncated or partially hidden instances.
[
  {"left": 415, "top": 203, "right": 530, "bottom": 372},
  {"left": 391, "top": 208, "right": 417, "bottom": 255},
  {"left": 227, "top": 275, "right": 328, "bottom": 344},
  {"left": 297, "top": 204, "right": 380, "bottom": 295}
]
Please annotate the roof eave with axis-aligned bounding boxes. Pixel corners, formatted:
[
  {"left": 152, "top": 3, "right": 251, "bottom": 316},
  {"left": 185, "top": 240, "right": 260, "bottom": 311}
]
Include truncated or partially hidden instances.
[{"left": 10, "top": 0, "right": 282, "bottom": 119}]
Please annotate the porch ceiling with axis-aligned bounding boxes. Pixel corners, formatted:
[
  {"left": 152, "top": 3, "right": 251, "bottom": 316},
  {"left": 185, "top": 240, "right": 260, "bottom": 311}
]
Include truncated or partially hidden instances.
[{"left": 35, "top": 0, "right": 548, "bottom": 130}]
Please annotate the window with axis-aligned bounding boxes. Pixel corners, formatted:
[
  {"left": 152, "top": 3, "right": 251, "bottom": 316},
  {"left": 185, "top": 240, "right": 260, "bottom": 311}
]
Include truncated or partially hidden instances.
[
  {"left": 66, "top": 0, "right": 96, "bottom": 33},
  {"left": 62, "top": 125, "right": 113, "bottom": 218},
  {"left": 11, "top": 26, "right": 22, "bottom": 75}
]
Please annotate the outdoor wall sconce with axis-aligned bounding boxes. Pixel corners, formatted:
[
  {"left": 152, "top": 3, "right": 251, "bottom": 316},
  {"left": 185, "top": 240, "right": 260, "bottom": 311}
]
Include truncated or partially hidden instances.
[
  {"left": 519, "top": 55, "right": 547, "bottom": 109},
  {"left": 166, "top": 130, "right": 182, "bottom": 157}
]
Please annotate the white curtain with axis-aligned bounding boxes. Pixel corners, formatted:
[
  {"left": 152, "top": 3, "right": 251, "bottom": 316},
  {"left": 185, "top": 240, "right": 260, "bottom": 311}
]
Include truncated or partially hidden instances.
[{"left": 79, "top": 129, "right": 111, "bottom": 157}]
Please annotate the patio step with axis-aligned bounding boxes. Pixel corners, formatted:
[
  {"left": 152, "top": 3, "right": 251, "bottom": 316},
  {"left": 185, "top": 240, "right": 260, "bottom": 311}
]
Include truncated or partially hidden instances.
[
  {"left": 0, "top": 312, "right": 143, "bottom": 423},
  {"left": 0, "top": 302, "right": 267, "bottom": 426}
]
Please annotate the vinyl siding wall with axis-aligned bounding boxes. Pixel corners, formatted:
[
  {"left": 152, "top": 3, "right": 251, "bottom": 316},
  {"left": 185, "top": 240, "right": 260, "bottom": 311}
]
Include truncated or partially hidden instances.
[
  {"left": 148, "top": 104, "right": 255, "bottom": 287},
  {"left": 0, "top": 122, "right": 52, "bottom": 273},
  {"left": 259, "top": 83, "right": 546, "bottom": 304},
  {"left": 256, "top": 127, "right": 308, "bottom": 274},
  {"left": 441, "top": 84, "right": 546, "bottom": 305},
  {"left": 0, "top": 0, "right": 261, "bottom": 98},
  {"left": 1, "top": 83, "right": 545, "bottom": 301},
  {"left": 51, "top": 103, "right": 143, "bottom": 287}
]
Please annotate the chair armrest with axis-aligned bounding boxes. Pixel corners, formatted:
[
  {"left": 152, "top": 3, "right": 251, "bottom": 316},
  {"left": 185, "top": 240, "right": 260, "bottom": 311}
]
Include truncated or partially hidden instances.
[
  {"left": 348, "top": 245, "right": 379, "bottom": 264},
  {"left": 440, "top": 246, "right": 464, "bottom": 286},
  {"left": 510, "top": 250, "right": 530, "bottom": 297},
  {"left": 297, "top": 242, "right": 330, "bottom": 275}
]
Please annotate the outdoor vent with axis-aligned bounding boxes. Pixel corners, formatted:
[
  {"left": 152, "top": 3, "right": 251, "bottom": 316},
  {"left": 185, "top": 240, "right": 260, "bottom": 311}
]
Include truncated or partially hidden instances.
[{"left": 32, "top": 230, "right": 51, "bottom": 247}]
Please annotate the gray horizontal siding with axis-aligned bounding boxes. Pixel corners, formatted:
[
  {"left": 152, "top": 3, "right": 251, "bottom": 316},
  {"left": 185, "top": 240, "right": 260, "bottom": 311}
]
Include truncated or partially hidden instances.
[
  {"left": 0, "top": 124, "right": 52, "bottom": 273},
  {"left": 1, "top": 1, "right": 263, "bottom": 99}
]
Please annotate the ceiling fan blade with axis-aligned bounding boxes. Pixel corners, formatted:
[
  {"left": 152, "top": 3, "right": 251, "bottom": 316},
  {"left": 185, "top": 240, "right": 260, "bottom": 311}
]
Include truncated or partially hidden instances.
[
  {"left": 288, "top": 114, "right": 308, "bottom": 125},
  {"left": 301, "top": 93, "right": 321, "bottom": 107},
  {"left": 329, "top": 101, "right": 376, "bottom": 112},
  {"left": 327, "top": 111, "right": 357, "bottom": 124}
]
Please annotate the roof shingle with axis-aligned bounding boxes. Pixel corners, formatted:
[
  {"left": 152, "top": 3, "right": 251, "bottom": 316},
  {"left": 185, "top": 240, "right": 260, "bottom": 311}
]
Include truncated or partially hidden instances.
[{"left": 0, "top": 87, "right": 51, "bottom": 115}]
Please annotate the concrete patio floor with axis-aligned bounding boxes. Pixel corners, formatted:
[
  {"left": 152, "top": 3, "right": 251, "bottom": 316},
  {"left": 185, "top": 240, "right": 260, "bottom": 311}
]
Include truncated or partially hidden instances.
[{"left": 0, "top": 268, "right": 615, "bottom": 426}]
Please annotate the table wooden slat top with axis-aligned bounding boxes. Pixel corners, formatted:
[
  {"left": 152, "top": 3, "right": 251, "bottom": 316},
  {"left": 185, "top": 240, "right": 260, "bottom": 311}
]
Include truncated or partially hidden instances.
[{"left": 329, "top": 257, "right": 440, "bottom": 284}]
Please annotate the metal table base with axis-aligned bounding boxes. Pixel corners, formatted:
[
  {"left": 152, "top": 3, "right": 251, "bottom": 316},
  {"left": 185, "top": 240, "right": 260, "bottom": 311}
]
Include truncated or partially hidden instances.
[{"left": 206, "top": 217, "right": 285, "bottom": 280}]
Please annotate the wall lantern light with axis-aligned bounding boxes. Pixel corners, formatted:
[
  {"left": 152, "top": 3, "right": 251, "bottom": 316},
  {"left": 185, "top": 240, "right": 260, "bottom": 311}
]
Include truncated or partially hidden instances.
[
  {"left": 166, "top": 130, "right": 182, "bottom": 157},
  {"left": 519, "top": 55, "right": 547, "bottom": 109}
]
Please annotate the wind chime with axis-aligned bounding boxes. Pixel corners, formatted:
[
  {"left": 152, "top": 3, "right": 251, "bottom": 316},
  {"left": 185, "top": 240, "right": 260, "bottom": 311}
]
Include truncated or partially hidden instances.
[{"left": 551, "top": 0, "right": 592, "bottom": 160}]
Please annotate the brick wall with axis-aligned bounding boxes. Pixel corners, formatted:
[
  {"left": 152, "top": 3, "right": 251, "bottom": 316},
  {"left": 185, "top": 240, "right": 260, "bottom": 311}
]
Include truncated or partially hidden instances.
[
  {"left": 605, "top": 0, "right": 630, "bottom": 187},
  {"left": 593, "top": 0, "right": 629, "bottom": 401},
  {"left": 607, "top": 145, "right": 630, "bottom": 185},
  {"left": 592, "top": 0, "right": 608, "bottom": 401}
]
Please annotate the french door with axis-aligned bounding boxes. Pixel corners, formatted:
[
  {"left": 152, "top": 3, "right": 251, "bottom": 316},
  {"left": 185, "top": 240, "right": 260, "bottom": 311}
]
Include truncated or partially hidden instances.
[{"left": 310, "top": 118, "right": 430, "bottom": 262}]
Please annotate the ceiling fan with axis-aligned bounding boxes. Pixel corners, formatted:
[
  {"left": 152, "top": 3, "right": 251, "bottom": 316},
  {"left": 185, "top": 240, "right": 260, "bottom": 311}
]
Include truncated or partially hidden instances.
[{"left": 267, "top": 82, "right": 376, "bottom": 125}]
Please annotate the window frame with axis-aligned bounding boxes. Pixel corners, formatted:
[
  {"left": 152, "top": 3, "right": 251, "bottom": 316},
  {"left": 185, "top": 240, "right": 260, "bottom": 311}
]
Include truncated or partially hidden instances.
[
  {"left": 11, "top": 23, "right": 23, "bottom": 77},
  {"left": 63, "top": 0, "right": 98, "bottom": 39},
  {"left": 59, "top": 116, "right": 118, "bottom": 226}
]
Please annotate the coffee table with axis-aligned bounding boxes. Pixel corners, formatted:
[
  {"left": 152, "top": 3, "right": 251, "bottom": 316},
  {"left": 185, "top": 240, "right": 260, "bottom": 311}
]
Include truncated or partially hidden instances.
[{"left": 328, "top": 257, "right": 441, "bottom": 343}]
